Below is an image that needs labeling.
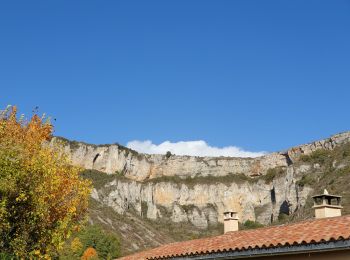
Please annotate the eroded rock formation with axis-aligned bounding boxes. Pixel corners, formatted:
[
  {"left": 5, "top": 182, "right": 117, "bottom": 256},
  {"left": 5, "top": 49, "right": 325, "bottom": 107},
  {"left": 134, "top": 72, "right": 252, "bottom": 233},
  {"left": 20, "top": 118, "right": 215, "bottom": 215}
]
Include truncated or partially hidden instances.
[{"left": 52, "top": 132, "right": 350, "bottom": 227}]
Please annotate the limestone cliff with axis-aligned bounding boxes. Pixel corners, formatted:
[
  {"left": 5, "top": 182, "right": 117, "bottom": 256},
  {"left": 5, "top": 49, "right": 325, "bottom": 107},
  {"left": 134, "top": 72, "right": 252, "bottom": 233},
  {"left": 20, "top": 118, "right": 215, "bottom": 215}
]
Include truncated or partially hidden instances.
[
  {"left": 53, "top": 132, "right": 350, "bottom": 180},
  {"left": 52, "top": 132, "right": 350, "bottom": 228}
]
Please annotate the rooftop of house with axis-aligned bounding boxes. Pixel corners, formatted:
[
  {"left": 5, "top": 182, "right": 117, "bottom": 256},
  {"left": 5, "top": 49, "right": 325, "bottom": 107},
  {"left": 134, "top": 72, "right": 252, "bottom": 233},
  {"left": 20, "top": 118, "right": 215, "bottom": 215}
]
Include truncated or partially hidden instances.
[{"left": 118, "top": 215, "right": 350, "bottom": 260}]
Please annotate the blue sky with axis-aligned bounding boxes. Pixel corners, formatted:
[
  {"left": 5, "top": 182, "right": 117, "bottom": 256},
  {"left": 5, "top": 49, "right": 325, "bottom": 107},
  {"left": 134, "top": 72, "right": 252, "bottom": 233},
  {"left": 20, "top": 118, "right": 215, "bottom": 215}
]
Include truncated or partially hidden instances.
[{"left": 0, "top": 1, "right": 349, "bottom": 155}]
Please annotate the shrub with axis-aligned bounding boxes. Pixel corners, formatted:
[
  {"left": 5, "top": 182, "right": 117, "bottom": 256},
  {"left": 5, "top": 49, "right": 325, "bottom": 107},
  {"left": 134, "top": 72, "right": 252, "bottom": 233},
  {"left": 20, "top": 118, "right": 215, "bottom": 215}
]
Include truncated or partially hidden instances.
[
  {"left": 81, "top": 247, "right": 98, "bottom": 260},
  {"left": 300, "top": 149, "right": 330, "bottom": 164},
  {"left": 165, "top": 151, "right": 172, "bottom": 159},
  {"left": 278, "top": 213, "right": 289, "bottom": 223},
  {"left": 296, "top": 175, "right": 315, "bottom": 187},
  {"left": 81, "top": 169, "right": 120, "bottom": 189},
  {"left": 241, "top": 220, "right": 264, "bottom": 230},
  {"left": 141, "top": 201, "right": 148, "bottom": 217},
  {"left": 262, "top": 167, "right": 286, "bottom": 184},
  {"left": 78, "top": 225, "right": 121, "bottom": 260}
]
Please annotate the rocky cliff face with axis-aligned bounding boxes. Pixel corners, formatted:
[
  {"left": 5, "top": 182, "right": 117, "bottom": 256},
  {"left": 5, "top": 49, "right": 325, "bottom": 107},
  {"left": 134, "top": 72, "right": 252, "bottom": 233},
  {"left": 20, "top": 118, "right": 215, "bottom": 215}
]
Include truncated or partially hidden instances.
[
  {"left": 90, "top": 171, "right": 312, "bottom": 228},
  {"left": 52, "top": 132, "right": 350, "bottom": 228}
]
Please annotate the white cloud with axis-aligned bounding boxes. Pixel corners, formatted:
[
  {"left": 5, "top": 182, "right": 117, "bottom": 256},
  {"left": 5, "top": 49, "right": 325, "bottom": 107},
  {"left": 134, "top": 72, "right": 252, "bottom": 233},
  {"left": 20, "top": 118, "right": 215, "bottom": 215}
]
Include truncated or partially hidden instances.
[{"left": 126, "top": 140, "right": 266, "bottom": 158}]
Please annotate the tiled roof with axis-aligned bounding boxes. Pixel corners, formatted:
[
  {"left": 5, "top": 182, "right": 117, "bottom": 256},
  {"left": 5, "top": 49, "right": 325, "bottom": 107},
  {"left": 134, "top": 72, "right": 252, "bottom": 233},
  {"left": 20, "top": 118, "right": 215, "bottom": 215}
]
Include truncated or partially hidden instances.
[{"left": 118, "top": 215, "right": 350, "bottom": 260}]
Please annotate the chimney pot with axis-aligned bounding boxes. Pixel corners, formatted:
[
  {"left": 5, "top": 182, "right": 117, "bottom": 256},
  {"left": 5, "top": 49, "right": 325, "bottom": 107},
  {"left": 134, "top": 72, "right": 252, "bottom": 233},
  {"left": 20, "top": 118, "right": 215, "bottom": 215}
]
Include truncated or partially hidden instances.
[
  {"left": 223, "top": 210, "right": 239, "bottom": 233},
  {"left": 312, "top": 189, "right": 342, "bottom": 219}
]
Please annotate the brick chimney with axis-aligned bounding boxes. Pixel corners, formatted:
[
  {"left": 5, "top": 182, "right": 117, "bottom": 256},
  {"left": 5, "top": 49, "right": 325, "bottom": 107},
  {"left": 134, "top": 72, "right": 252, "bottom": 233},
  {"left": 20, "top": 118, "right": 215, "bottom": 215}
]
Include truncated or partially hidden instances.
[
  {"left": 223, "top": 210, "right": 239, "bottom": 233},
  {"left": 312, "top": 189, "right": 342, "bottom": 219}
]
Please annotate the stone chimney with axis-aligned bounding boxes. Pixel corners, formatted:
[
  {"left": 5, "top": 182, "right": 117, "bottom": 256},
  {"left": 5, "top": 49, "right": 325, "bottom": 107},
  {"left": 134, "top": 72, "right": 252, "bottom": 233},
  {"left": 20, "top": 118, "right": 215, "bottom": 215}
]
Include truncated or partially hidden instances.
[
  {"left": 223, "top": 210, "right": 239, "bottom": 233},
  {"left": 312, "top": 189, "right": 342, "bottom": 219}
]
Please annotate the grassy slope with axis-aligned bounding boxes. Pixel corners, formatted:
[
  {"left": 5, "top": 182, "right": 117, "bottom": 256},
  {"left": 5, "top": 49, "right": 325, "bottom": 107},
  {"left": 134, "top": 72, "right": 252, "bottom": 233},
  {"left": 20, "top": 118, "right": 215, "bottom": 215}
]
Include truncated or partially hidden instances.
[
  {"left": 289, "top": 142, "right": 350, "bottom": 221},
  {"left": 88, "top": 198, "right": 175, "bottom": 256},
  {"left": 88, "top": 198, "right": 226, "bottom": 256}
]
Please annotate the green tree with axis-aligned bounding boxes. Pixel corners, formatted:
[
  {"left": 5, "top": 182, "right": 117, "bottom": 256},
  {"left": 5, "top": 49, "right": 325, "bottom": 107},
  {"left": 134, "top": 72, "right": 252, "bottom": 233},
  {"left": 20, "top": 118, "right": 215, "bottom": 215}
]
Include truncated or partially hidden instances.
[
  {"left": 165, "top": 151, "right": 172, "bottom": 159},
  {"left": 78, "top": 225, "right": 121, "bottom": 260},
  {"left": 0, "top": 106, "right": 91, "bottom": 258}
]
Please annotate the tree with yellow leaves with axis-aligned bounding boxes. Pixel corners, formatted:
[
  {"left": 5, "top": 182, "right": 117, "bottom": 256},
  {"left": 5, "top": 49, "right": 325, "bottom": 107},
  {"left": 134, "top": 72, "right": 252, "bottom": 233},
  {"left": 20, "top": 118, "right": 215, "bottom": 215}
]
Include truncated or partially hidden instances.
[
  {"left": 0, "top": 105, "right": 91, "bottom": 258},
  {"left": 71, "top": 237, "right": 83, "bottom": 256}
]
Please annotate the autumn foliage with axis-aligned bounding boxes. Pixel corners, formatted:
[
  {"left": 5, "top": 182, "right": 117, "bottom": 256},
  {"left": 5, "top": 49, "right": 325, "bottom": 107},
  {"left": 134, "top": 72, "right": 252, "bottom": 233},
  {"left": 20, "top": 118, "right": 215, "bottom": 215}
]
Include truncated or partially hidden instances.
[
  {"left": 81, "top": 247, "right": 98, "bottom": 260},
  {"left": 0, "top": 106, "right": 91, "bottom": 258}
]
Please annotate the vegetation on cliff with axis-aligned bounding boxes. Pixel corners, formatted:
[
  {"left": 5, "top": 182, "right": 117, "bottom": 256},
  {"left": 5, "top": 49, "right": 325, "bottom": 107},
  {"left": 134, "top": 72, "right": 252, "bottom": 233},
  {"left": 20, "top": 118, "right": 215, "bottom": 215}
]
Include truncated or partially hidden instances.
[{"left": 291, "top": 142, "right": 350, "bottom": 220}]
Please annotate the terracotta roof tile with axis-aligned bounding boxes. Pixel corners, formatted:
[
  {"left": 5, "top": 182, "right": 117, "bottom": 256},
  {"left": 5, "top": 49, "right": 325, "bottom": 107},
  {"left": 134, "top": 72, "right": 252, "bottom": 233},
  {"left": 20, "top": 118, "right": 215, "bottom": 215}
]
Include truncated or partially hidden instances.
[{"left": 118, "top": 215, "right": 350, "bottom": 259}]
